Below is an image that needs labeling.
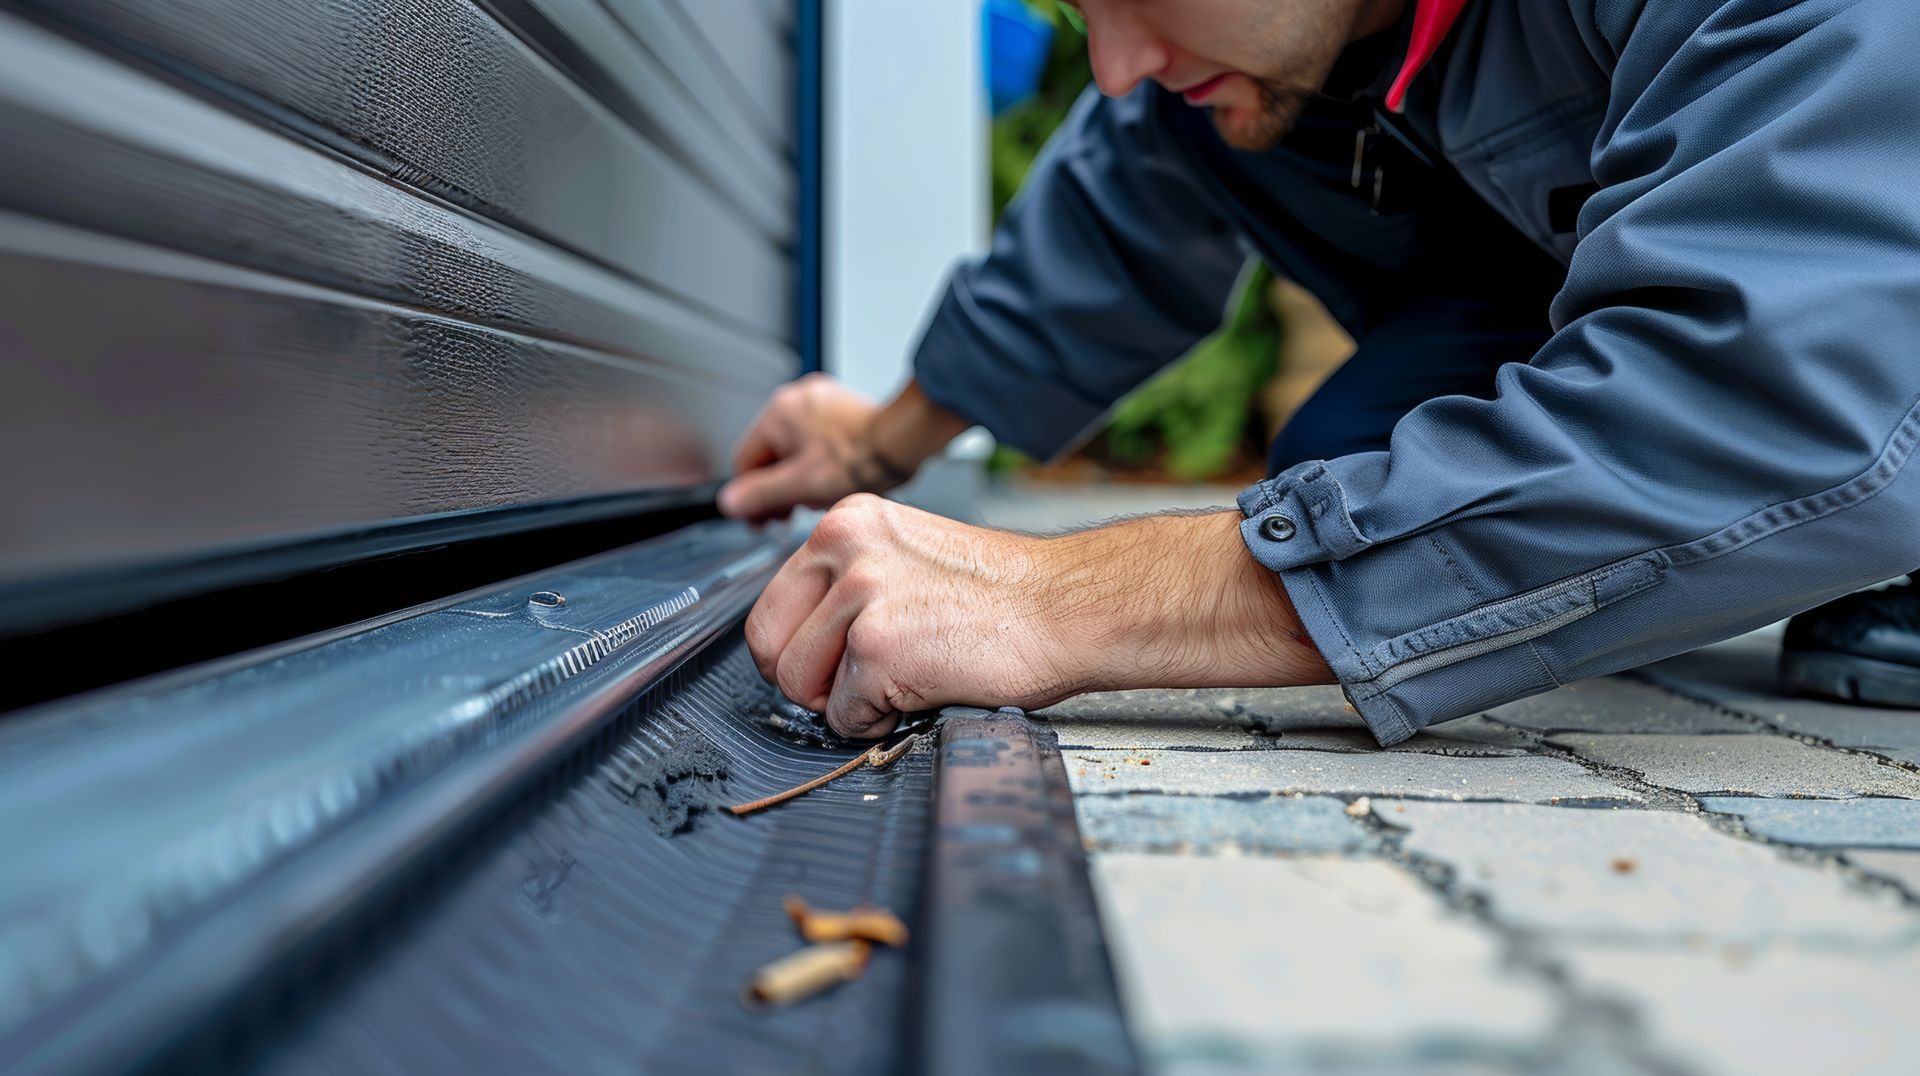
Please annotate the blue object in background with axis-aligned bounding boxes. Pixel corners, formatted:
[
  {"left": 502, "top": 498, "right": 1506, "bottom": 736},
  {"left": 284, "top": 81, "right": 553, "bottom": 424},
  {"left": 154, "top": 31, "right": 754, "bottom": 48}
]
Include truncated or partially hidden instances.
[{"left": 984, "top": 0, "right": 1052, "bottom": 115}]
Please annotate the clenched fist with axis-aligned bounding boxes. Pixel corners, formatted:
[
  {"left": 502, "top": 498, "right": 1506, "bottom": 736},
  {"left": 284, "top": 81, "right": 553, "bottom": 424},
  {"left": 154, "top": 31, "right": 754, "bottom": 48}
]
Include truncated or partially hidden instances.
[{"left": 744, "top": 494, "right": 1332, "bottom": 738}]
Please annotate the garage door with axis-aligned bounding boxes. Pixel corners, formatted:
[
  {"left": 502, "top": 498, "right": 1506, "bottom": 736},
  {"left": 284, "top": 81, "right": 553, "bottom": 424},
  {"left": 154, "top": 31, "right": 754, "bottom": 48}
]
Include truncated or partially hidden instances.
[{"left": 0, "top": 0, "right": 809, "bottom": 633}]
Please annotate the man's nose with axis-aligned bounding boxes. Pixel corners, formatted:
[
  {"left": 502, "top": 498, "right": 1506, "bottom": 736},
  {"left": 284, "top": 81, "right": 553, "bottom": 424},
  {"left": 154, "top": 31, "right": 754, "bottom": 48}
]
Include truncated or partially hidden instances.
[{"left": 1084, "top": 10, "right": 1171, "bottom": 97}]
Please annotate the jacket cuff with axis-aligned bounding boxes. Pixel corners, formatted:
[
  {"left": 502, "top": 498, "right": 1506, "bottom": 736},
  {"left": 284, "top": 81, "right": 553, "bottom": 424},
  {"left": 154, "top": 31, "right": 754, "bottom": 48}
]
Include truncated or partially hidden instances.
[
  {"left": 1238, "top": 463, "right": 1663, "bottom": 746},
  {"left": 911, "top": 282, "right": 1110, "bottom": 461}
]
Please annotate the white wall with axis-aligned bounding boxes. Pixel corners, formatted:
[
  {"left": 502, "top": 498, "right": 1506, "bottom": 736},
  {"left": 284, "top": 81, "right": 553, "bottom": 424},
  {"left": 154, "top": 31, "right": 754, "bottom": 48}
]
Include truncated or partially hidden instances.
[{"left": 825, "top": 0, "right": 988, "bottom": 408}]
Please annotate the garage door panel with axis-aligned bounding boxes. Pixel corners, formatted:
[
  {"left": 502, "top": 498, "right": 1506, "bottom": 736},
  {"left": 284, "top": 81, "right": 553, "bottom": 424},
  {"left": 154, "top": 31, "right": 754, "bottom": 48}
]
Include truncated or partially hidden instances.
[
  {"left": 494, "top": 0, "right": 793, "bottom": 229},
  {"left": 662, "top": 0, "right": 795, "bottom": 143},
  {"left": 0, "top": 214, "right": 780, "bottom": 584},
  {"left": 0, "top": 0, "right": 806, "bottom": 624},
  {"left": 19, "top": 0, "right": 792, "bottom": 334},
  {"left": 598, "top": 0, "right": 792, "bottom": 157},
  {"left": 0, "top": 19, "right": 793, "bottom": 385}
]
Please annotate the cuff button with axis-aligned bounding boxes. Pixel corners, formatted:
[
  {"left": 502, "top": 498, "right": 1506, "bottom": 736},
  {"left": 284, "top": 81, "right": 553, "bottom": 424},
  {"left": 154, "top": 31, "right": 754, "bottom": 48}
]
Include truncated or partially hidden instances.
[{"left": 1260, "top": 515, "right": 1297, "bottom": 542}]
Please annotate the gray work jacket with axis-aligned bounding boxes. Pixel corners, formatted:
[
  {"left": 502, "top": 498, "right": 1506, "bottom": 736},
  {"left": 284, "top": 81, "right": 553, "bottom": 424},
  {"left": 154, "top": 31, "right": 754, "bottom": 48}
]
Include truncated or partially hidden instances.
[{"left": 911, "top": 0, "right": 1920, "bottom": 744}]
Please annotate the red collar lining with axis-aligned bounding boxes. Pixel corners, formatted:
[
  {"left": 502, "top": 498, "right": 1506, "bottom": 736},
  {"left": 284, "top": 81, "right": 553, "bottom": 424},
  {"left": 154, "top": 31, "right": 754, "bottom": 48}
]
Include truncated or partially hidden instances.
[{"left": 1384, "top": 0, "right": 1470, "bottom": 112}]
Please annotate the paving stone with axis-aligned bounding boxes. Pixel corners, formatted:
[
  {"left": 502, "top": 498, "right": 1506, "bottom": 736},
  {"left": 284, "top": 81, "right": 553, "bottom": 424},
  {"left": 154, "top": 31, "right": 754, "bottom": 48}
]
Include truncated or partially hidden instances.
[
  {"left": 1074, "top": 794, "right": 1380, "bottom": 856},
  {"left": 1252, "top": 714, "right": 1538, "bottom": 757},
  {"left": 1844, "top": 850, "right": 1920, "bottom": 895},
  {"left": 1066, "top": 748, "right": 1641, "bottom": 805},
  {"left": 1484, "top": 676, "right": 1755, "bottom": 734},
  {"left": 1091, "top": 854, "right": 1554, "bottom": 1072},
  {"left": 1641, "top": 633, "right": 1920, "bottom": 766},
  {"left": 1697, "top": 796, "right": 1920, "bottom": 849},
  {"left": 1041, "top": 688, "right": 1533, "bottom": 756},
  {"left": 1382, "top": 801, "right": 1920, "bottom": 946},
  {"left": 1564, "top": 945, "right": 1920, "bottom": 1076},
  {"left": 1045, "top": 713, "right": 1278, "bottom": 752},
  {"left": 1550, "top": 733, "right": 1920, "bottom": 799}
]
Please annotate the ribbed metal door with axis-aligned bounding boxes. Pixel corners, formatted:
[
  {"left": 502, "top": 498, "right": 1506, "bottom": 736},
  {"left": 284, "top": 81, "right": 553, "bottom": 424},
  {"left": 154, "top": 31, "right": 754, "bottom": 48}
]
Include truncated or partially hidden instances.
[{"left": 0, "top": 0, "right": 803, "bottom": 628}]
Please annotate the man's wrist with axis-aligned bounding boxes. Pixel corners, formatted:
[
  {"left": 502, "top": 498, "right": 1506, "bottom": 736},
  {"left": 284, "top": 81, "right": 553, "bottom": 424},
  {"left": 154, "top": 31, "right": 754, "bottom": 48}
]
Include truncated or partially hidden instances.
[
  {"left": 1035, "top": 512, "right": 1332, "bottom": 694},
  {"left": 863, "top": 380, "right": 969, "bottom": 478}
]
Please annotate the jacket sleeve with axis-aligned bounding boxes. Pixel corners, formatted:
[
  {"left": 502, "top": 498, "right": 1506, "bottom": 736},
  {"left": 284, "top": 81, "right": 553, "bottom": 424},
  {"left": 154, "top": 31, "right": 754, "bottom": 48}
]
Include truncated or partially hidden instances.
[
  {"left": 1238, "top": 0, "right": 1920, "bottom": 744},
  {"left": 912, "top": 85, "right": 1249, "bottom": 459}
]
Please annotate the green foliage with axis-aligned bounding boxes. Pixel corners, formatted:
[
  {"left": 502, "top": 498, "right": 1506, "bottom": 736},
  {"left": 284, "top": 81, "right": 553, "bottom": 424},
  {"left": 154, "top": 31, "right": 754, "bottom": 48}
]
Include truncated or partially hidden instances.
[
  {"left": 990, "top": 3, "right": 1092, "bottom": 222},
  {"left": 1105, "top": 264, "right": 1279, "bottom": 479},
  {"left": 986, "top": 1, "right": 1281, "bottom": 480}
]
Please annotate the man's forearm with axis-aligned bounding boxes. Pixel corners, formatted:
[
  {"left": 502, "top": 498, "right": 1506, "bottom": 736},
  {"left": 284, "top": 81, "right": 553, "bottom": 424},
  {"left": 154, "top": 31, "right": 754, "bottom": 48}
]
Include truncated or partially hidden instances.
[
  {"left": 861, "top": 380, "right": 971, "bottom": 480},
  {"left": 1036, "top": 511, "right": 1332, "bottom": 694}
]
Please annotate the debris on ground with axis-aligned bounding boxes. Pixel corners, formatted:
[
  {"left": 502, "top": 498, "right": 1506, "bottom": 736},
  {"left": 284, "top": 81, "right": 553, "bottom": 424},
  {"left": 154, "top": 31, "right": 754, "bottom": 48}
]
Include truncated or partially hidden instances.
[
  {"left": 744, "top": 896, "right": 910, "bottom": 1008},
  {"left": 785, "top": 895, "right": 910, "bottom": 947},
  {"left": 1345, "top": 796, "right": 1373, "bottom": 818},
  {"left": 742, "top": 940, "right": 871, "bottom": 1008},
  {"left": 728, "top": 729, "right": 926, "bottom": 816},
  {"left": 613, "top": 733, "right": 729, "bottom": 836}
]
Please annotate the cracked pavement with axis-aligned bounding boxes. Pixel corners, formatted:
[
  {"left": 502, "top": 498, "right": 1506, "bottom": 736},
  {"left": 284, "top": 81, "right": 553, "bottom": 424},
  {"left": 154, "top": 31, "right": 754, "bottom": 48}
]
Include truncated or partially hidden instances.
[
  {"left": 970, "top": 482, "right": 1920, "bottom": 1074},
  {"left": 1037, "top": 630, "right": 1920, "bottom": 1075}
]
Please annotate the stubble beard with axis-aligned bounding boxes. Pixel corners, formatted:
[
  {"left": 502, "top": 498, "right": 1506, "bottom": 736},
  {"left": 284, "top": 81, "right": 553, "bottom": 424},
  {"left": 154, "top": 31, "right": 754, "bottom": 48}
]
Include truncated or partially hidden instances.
[{"left": 1210, "top": 78, "right": 1318, "bottom": 151}]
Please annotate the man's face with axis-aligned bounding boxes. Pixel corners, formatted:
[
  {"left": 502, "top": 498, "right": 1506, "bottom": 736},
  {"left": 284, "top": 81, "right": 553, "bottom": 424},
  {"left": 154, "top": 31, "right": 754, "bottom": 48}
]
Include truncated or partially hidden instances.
[{"left": 1066, "top": 0, "right": 1400, "bottom": 150}]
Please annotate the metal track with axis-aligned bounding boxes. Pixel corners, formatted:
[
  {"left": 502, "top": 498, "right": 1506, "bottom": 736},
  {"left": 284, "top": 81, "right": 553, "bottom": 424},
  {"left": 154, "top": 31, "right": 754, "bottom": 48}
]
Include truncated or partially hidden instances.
[
  {"left": 0, "top": 521, "right": 1138, "bottom": 1074},
  {"left": 0, "top": 521, "right": 789, "bottom": 1071}
]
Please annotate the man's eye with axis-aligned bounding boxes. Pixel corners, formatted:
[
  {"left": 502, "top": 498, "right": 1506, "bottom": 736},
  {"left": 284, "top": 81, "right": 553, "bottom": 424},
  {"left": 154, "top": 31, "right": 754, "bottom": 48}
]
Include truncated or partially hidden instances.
[{"left": 1055, "top": 1, "right": 1087, "bottom": 34}]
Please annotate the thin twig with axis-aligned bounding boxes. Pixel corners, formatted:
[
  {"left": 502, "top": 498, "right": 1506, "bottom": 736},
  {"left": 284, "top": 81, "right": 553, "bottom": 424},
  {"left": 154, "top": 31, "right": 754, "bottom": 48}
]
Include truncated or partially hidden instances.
[
  {"left": 727, "top": 747, "right": 877, "bottom": 816},
  {"left": 866, "top": 730, "right": 923, "bottom": 769}
]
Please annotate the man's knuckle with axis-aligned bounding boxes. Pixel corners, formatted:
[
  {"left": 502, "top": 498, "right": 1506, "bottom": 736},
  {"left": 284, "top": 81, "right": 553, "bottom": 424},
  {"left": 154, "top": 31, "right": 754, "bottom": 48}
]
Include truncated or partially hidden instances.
[
  {"left": 847, "top": 619, "right": 896, "bottom": 664},
  {"left": 814, "top": 495, "right": 888, "bottom": 548},
  {"left": 773, "top": 661, "right": 808, "bottom": 704},
  {"left": 744, "top": 626, "right": 777, "bottom": 672},
  {"left": 833, "top": 491, "right": 885, "bottom": 516},
  {"left": 838, "top": 565, "right": 881, "bottom": 599},
  {"left": 811, "top": 509, "right": 854, "bottom": 546}
]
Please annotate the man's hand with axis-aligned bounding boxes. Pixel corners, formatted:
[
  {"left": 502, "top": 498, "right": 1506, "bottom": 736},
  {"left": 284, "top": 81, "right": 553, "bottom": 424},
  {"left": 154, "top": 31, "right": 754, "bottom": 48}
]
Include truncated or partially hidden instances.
[
  {"left": 744, "top": 494, "right": 1334, "bottom": 738},
  {"left": 717, "top": 374, "right": 968, "bottom": 522}
]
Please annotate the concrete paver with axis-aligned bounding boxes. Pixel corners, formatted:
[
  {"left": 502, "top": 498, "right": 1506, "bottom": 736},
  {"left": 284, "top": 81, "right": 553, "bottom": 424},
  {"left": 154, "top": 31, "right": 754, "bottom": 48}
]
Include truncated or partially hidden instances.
[
  {"left": 1092, "top": 854, "right": 1555, "bottom": 1073},
  {"left": 1074, "top": 793, "right": 1380, "bottom": 855},
  {"left": 1843, "top": 850, "right": 1920, "bottom": 895},
  {"left": 1045, "top": 712, "right": 1282, "bottom": 752},
  {"left": 1485, "top": 676, "right": 1756, "bottom": 735},
  {"left": 1383, "top": 800, "right": 1919, "bottom": 946},
  {"left": 1564, "top": 945, "right": 1920, "bottom": 1076},
  {"left": 1549, "top": 733, "right": 1920, "bottom": 799},
  {"left": 1698, "top": 796, "right": 1920, "bottom": 849},
  {"left": 1641, "top": 632, "right": 1920, "bottom": 766},
  {"left": 1067, "top": 747, "right": 1642, "bottom": 805},
  {"left": 1042, "top": 689, "right": 1535, "bottom": 755}
]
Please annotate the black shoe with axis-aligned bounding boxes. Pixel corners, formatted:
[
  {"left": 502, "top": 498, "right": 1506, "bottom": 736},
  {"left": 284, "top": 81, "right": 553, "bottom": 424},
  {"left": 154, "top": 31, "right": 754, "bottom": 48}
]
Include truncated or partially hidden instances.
[{"left": 1780, "top": 576, "right": 1920, "bottom": 707}]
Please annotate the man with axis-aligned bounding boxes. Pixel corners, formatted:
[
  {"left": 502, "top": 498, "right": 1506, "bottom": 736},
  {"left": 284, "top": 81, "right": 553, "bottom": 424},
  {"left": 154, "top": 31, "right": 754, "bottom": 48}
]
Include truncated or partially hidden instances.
[{"left": 719, "top": 0, "right": 1920, "bottom": 743}]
